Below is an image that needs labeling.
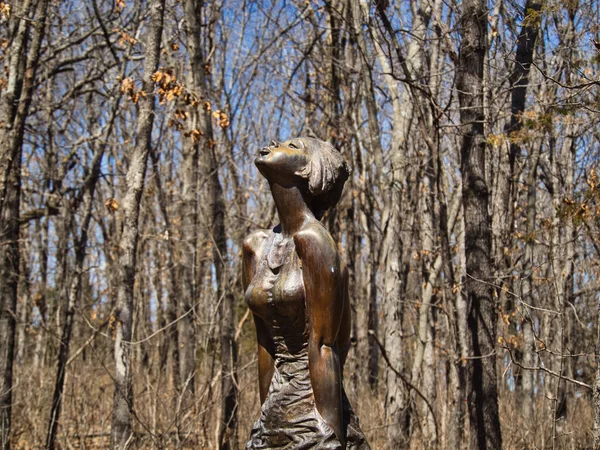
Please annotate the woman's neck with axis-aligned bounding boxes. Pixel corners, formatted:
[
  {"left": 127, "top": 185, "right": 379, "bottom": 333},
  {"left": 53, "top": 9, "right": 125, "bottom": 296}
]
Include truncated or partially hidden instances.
[{"left": 269, "top": 182, "right": 315, "bottom": 237}]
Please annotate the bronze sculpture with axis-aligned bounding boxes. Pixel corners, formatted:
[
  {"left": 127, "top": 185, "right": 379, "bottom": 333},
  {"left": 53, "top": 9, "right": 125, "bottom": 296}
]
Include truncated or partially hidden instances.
[{"left": 243, "top": 137, "right": 370, "bottom": 449}]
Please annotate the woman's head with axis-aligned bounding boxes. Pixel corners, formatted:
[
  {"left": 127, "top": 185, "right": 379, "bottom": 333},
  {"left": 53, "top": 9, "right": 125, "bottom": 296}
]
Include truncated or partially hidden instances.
[
  {"left": 255, "top": 137, "right": 349, "bottom": 218},
  {"left": 294, "top": 137, "right": 349, "bottom": 218}
]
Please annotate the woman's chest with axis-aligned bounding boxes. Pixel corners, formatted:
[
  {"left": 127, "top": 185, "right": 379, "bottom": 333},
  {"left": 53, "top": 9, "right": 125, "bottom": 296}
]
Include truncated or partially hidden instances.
[{"left": 245, "top": 237, "right": 306, "bottom": 321}]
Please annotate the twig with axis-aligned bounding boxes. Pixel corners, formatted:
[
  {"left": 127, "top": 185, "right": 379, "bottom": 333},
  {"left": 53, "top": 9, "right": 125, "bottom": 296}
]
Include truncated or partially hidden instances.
[
  {"left": 66, "top": 317, "right": 110, "bottom": 366},
  {"left": 234, "top": 308, "right": 251, "bottom": 341},
  {"left": 503, "top": 345, "right": 591, "bottom": 390},
  {"left": 368, "top": 330, "right": 439, "bottom": 441}
]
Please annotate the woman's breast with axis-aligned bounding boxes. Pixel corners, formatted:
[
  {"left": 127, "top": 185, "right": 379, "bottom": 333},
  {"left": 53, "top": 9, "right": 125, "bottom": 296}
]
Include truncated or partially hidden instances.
[{"left": 245, "top": 259, "right": 306, "bottom": 322}]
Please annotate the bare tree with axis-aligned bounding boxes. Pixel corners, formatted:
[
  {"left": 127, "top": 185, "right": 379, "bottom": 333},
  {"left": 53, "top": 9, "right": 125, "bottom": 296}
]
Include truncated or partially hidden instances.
[
  {"left": 457, "top": 0, "right": 502, "bottom": 446},
  {"left": 0, "top": 1, "right": 49, "bottom": 447},
  {"left": 46, "top": 95, "right": 121, "bottom": 449},
  {"left": 111, "top": 1, "right": 165, "bottom": 447}
]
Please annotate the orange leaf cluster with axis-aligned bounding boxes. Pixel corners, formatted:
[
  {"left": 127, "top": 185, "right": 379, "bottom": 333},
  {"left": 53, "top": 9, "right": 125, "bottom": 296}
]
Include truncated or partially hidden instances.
[
  {"left": 0, "top": 3, "right": 10, "bottom": 20},
  {"left": 167, "top": 118, "right": 184, "bottom": 131},
  {"left": 559, "top": 169, "right": 600, "bottom": 224},
  {"left": 174, "top": 109, "right": 187, "bottom": 121},
  {"left": 115, "top": 0, "right": 126, "bottom": 12},
  {"left": 113, "top": 28, "right": 136, "bottom": 46},
  {"left": 118, "top": 76, "right": 144, "bottom": 104},
  {"left": 105, "top": 198, "right": 119, "bottom": 213},
  {"left": 152, "top": 68, "right": 184, "bottom": 104},
  {"left": 212, "top": 110, "right": 230, "bottom": 128},
  {"left": 120, "top": 77, "right": 134, "bottom": 93},
  {"left": 184, "top": 93, "right": 199, "bottom": 107},
  {"left": 486, "top": 133, "right": 506, "bottom": 148},
  {"left": 587, "top": 168, "right": 597, "bottom": 190},
  {"left": 498, "top": 334, "right": 521, "bottom": 349},
  {"left": 183, "top": 128, "right": 205, "bottom": 143},
  {"left": 0, "top": 39, "right": 7, "bottom": 62}
]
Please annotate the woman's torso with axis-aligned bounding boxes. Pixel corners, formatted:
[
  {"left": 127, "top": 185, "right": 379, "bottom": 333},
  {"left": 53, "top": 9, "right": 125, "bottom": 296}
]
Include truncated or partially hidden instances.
[
  {"left": 244, "top": 229, "right": 370, "bottom": 450},
  {"left": 245, "top": 231, "right": 308, "bottom": 368}
]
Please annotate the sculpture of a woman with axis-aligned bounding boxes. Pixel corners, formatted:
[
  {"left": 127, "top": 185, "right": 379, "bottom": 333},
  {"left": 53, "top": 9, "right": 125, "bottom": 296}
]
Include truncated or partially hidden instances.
[{"left": 243, "top": 137, "right": 370, "bottom": 449}]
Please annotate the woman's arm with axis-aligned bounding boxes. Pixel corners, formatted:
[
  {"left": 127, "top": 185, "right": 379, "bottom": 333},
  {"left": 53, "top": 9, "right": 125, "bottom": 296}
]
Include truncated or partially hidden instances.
[
  {"left": 252, "top": 313, "right": 275, "bottom": 404},
  {"left": 243, "top": 231, "right": 275, "bottom": 405},
  {"left": 294, "top": 224, "right": 346, "bottom": 448}
]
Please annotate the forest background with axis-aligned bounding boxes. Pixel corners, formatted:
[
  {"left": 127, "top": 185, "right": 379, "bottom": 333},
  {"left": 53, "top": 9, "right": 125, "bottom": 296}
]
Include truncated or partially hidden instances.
[{"left": 0, "top": 0, "right": 599, "bottom": 448}]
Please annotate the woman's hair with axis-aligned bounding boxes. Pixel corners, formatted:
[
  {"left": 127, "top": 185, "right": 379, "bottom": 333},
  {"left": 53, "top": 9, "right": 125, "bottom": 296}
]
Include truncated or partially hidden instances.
[{"left": 295, "top": 137, "right": 349, "bottom": 219}]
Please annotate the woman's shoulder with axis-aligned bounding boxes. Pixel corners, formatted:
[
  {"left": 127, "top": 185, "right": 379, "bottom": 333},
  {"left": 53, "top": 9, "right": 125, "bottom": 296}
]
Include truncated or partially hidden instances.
[
  {"left": 243, "top": 229, "right": 270, "bottom": 256},
  {"left": 293, "top": 221, "right": 337, "bottom": 260}
]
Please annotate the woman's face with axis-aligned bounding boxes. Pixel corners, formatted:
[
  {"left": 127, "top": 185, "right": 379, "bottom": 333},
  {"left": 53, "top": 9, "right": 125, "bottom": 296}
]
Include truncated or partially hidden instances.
[{"left": 254, "top": 138, "right": 309, "bottom": 186}]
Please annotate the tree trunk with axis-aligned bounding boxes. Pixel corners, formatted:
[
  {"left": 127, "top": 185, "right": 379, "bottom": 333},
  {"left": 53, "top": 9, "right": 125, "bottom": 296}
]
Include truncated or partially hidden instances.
[
  {"left": 594, "top": 296, "right": 600, "bottom": 448},
  {"left": 520, "top": 142, "right": 542, "bottom": 424},
  {"left": 182, "top": 1, "right": 238, "bottom": 447},
  {"left": 411, "top": 172, "right": 437, "bottom": 448},
  {"left": 457, "top": 0, "right": 503, "bottom": 447},
  {"left": 46, "top": 104, "right": 117, "bottom": 449},
  {"left": 111, "top": 1, "right": 165, "bottom": 447},
  {"left": 15, "top": 249, "right": 30, "bottom": 367},
  {"left": 0, "top": 0, "right": 32, "bottom": 206},
  {"left": 176, "top": 97, "right": 199, "bottom": 408},
  {"left": 359, "top": 0, "right": 437, "bottom": 442},
  {"left": 149, "top": 147, "right": 181, "bottom": 416},
  {"left": 506, "top": 0, "right": 543, "bottom": 219},
  {"left": 504, "top": 0, "right": 542, "bottom": 423},
  {"left": 0, "top": 1, "right": 48, "bottom": 447},
  {"left": 0, "top": 131, "right": 20, "bottom": 450},
  {"left": 33, "top": 214, "right": 50, "bottom": 372}
]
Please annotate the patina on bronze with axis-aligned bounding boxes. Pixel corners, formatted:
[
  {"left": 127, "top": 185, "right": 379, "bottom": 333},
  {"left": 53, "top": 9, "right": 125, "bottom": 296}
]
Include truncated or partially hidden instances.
[{"left": 243, "top": 137, "right": 370, "bottom": 449}]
